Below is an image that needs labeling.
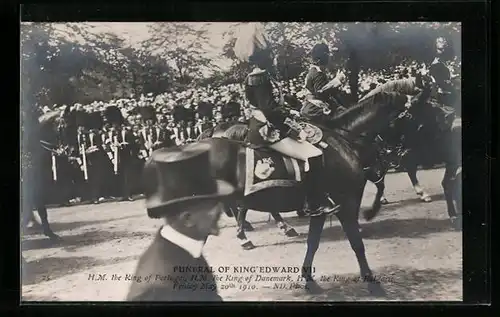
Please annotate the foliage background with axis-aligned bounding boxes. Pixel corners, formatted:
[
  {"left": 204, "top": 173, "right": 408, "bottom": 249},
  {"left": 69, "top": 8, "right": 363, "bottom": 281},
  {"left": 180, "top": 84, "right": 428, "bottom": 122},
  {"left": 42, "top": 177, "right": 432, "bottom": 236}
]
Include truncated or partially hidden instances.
[{"left": 21, "top": 22, "right": 460, "bottom": 108}]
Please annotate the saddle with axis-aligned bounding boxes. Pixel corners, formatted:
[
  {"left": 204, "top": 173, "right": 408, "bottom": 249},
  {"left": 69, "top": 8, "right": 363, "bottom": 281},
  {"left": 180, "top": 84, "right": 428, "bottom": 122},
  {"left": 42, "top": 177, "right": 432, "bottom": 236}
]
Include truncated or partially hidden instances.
[{"left": 244, "top": 121, "right": 324, "bottom": 196}]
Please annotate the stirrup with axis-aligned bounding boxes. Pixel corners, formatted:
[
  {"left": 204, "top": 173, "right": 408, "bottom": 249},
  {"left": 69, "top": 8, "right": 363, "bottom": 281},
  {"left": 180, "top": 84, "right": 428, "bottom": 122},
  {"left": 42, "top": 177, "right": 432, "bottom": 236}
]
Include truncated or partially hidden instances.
[{"left": 322, "top": 195, "right": 340, "bottom": 215}]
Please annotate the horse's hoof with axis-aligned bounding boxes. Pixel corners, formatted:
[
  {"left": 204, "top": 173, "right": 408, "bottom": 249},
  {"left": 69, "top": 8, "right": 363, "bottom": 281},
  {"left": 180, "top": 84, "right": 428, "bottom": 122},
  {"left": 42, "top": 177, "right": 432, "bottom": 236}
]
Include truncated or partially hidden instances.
[
  {"left": 45, "top": 232, "right": 61, "bottom": 241},
  {"left": 421, "top": 196, "right": 432, "bottom": 202},
  {"left": 284, "top": 228, "right": 299, "bottom": 237},
  {"left": 380, "top": 198, "right": 389, "bottom": 205},
  {"left": 236, "top": 231, "right": 246, "bottom": 240},
  {"left": 297, "top": 211, "right": 307, "bottom": 218},
  {"left": 368, "top": 281, "right": 387, "bottom": 297},
  {"left": 242, "top": 221, "right": 254, "bottom": 231},
  {"left": 305, "top": 280, "right": 324, "bottom": 294},
  {"left": 241, "top": 240, "right": 256, "bottom": 250},
  {"left": 450, "top": 216, "right": 462, "bottom": 231},
  {"left": 363, "top": 209, "right": 376, "bottom": 221}
]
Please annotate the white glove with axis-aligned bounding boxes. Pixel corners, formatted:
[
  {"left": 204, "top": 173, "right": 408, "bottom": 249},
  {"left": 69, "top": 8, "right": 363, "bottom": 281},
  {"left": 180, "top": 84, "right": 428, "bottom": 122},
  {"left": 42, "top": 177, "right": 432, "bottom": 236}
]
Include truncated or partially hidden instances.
[
  {"left": 298, "top": 130, "right": 307, "bottom": 142},
  {"left": 289, "top": 109, "right": 300, "bottom": 117},
  {"left": 335, "top": 70, "right": 346, "bottom": 83}
]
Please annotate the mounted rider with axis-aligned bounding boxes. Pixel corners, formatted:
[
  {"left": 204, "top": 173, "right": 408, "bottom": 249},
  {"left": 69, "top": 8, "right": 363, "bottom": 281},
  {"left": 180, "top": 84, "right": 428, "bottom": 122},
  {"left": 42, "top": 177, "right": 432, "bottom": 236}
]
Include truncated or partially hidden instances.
[
  {"left": 300, "top": 43, "right": 348, "bottom": 125},
  {"left": 233, "top": 23, "right": 339, "bottom": 216},
  {"left": 429, "top": 36, "right": 460, "bottom": 116}
]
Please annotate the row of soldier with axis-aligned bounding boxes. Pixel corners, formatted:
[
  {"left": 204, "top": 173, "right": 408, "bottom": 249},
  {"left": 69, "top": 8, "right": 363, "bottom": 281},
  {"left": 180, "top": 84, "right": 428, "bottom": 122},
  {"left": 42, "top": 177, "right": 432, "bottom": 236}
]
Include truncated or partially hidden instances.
[{"left": 48, "top": 101, "right": 243, "bottom": 206}]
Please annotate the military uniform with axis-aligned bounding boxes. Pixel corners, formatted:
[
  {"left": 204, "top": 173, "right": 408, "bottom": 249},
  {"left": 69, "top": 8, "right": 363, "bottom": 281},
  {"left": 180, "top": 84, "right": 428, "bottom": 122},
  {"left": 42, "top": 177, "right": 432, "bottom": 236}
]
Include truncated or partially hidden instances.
[
  {"left": 429, "top": 57, "right": 460, "bottom": 115},
  {"left": 111, "top": 125, "right": 136, "bottom": 201},
  {"left": 300, "top": 65, "right": 345, "bottom": 123},
  {"left": 195, "top": 101, "right": 215, "bottom": 135},
  {"left": 78, "top": 129, "right": 110, "bottom": 203},
  {"left": 171, "top": 106, "right": 188, "bottom": 145},
  {"left": 244, "top": 68, "right": 290, "bottom": 146}
]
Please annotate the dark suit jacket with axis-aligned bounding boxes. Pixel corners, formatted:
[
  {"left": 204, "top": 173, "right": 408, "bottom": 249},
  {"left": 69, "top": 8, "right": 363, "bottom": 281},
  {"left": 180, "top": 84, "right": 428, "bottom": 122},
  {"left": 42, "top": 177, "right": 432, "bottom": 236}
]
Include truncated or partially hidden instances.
[{"left": 126, "top": 229, "right": 223, "bottom": 302}]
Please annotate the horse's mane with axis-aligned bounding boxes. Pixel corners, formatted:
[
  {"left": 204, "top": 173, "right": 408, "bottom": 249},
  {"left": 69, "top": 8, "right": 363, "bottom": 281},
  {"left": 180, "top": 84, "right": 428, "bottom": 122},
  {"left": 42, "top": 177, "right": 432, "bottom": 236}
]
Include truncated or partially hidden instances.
[
  {"left": 331, "top": 91, "right": 405, "bottom": 131},
  {"left": 197, "top": 127, "right": 214, "bottom": 140},
  {"left": 223, "top": 124, "right": 248, "bottom": 141},
  {"left": 198, "top": 120, "right": 245, "bottom": 141}
]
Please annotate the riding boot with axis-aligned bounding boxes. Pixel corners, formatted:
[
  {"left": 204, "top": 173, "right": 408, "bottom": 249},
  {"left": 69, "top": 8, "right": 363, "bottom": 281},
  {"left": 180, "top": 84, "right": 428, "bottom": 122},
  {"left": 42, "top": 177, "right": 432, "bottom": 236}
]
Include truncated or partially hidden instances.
[{"left": 305, "top": 155, "right": 340, "bottom": 216}]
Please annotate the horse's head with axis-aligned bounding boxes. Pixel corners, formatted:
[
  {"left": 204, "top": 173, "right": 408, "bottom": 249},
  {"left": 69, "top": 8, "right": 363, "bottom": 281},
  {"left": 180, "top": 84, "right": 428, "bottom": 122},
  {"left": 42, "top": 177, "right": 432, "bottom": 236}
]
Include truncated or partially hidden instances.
[{"left": 199, "top": 120, "right": 245, "bottom": 140}]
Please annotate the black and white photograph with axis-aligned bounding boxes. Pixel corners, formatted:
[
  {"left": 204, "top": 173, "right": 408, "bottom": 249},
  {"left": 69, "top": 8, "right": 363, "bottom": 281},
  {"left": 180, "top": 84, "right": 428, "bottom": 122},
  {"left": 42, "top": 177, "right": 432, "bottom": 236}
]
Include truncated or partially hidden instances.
[{"left": 21, "top": 21, "right": 463, "bottom": 302}]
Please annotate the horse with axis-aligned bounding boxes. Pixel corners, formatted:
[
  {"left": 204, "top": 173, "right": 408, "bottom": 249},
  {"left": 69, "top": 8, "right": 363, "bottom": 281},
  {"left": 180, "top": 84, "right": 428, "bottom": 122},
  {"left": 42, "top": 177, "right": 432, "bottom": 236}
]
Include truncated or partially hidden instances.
[
  {"left": 361, "top": 76, "right": 462, "bottom": 218},
  {"left": 189, "top": 91, "right": 413, "bottom": 292},
  {"left": 363, "top": 97, "right": 462, "bottom": 229},
  {"left": 197, "top": 120, "right": 299, "bottom": 249},
  {"left": 21, "top": 105, "right": 80, "bottom": 240}
]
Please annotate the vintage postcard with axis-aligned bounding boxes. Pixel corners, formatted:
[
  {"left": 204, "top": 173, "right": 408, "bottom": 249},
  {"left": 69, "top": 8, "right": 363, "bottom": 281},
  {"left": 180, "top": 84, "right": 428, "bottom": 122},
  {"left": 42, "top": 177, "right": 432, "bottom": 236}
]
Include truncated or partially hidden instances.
[{"left": 21, "top": 21, "right": 462, "bottom": 302}]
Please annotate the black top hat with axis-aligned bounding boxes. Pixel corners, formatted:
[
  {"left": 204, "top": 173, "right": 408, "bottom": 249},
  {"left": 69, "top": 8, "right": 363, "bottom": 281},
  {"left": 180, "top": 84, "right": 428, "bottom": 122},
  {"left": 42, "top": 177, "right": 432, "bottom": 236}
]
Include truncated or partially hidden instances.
[{"left": 143, "top": 143, "right": 235, "bottom": 218}]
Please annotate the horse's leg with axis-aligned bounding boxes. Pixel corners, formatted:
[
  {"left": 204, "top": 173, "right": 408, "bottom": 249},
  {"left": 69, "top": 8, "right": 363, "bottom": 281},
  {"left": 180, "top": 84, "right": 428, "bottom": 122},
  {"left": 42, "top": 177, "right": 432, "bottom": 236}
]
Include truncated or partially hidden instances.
[
  {"left": 300, "top": 214, "right": 326, "bottom": 293},
  {"left": 407, "top": 159, "right": 432, "bottom": 202},
  {"left": 364, "top": 176, "right": 386, "bottom": 221},
  {"left": 234, "top": 206, "right": 255, "bottom": 250},
  {"left": 379, "top": 177, "right": 389, "bottom": 205},
  {"left": 271, "top": 212, "right": 299, "bottom": 237},
  {"left": 442, "top": 165, "right": 461, "bottom": 230},
  {"left": 36, "top": 202, "right": 60, "bottom": 240},
  {"left": 337, "top": 196, "right": 386, "bottom": 297},
  {"left": 453, "top": 166, "right": 462, "bottom": 214},
  {"left": 296, "top": 209, "right": 307, "bottom": 218},
  {"left": 240, "top": 205, "right": 254, "bottom": 232}
]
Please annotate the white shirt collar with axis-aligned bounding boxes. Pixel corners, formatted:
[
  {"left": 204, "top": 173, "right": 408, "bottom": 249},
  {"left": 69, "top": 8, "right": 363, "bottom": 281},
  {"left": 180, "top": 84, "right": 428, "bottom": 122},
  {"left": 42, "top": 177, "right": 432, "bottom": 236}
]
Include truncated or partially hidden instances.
[{"left": 160, "top": 225, "right": 205, "bottom": 258}]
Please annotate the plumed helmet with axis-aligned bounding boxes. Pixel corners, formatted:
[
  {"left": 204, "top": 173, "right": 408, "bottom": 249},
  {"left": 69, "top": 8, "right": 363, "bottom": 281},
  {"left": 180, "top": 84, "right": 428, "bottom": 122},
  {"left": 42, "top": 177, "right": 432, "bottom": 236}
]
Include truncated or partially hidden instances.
[
  {"left": 310, "top": 43, "right": 330, "bottom": 65},
  {"left": 233, "top": 23, "right": 272, "bottom": 64}
]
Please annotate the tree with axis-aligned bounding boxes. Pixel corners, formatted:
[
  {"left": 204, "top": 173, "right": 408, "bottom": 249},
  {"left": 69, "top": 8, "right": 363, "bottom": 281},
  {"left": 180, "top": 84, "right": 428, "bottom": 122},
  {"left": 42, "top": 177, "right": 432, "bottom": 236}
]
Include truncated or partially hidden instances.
[{"left": 143, "top": 23, "right": 218, "bottom": 86}]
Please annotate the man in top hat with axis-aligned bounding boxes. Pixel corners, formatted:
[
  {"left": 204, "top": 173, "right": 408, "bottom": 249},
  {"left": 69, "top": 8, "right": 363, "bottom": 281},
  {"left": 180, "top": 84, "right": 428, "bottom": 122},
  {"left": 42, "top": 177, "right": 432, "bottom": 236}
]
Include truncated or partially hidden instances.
[{"left": 126, "top": 143, "right": 234, "bottom": 302}]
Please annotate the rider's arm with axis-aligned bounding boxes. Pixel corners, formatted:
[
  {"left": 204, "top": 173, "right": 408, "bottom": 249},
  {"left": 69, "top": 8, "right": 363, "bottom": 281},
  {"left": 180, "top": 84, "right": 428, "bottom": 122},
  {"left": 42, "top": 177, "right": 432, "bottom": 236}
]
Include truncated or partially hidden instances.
[{"left": 245, "top": 72, "right": 289, "bottom": 131}]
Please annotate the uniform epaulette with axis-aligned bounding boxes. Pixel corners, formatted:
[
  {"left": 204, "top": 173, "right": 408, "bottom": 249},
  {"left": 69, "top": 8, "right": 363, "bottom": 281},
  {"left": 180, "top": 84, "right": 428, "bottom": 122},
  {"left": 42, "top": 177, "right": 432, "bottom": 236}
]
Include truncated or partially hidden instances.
[{"left": 246, "top": 70, "right": 267, "bottom": 87}]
